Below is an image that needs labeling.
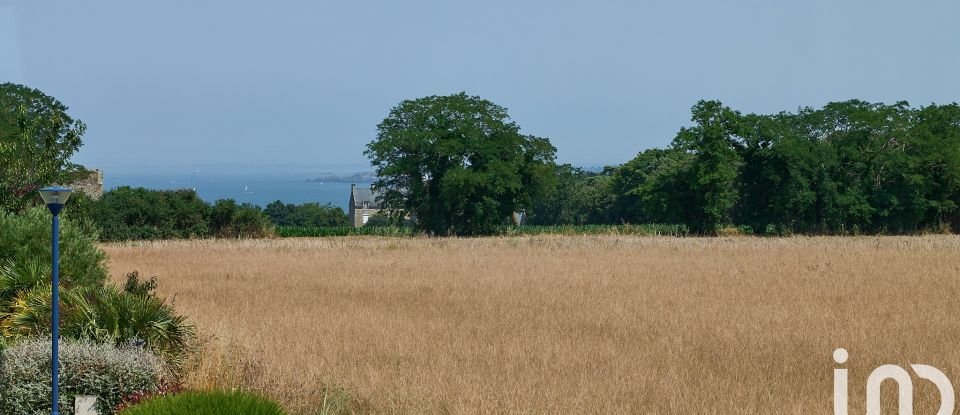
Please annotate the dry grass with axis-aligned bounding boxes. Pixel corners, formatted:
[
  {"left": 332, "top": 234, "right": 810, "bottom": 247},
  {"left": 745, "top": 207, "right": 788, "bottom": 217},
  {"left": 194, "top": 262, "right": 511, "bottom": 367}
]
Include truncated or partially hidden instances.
[{"left": 102, "top": 235, "right": 960, "bottom": 414}]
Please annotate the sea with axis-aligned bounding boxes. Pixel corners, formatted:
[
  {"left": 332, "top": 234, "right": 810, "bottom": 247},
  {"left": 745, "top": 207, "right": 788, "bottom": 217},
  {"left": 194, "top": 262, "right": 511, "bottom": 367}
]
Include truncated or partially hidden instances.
[{"left": 104, "top": 170, "right": 371, "bottom": 212}]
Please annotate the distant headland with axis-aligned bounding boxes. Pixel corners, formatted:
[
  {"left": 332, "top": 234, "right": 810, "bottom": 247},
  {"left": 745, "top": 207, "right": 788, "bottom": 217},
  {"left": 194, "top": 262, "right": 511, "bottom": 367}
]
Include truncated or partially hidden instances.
[{"left": 306, "top": 172, "right": 376, "bottom": 183}]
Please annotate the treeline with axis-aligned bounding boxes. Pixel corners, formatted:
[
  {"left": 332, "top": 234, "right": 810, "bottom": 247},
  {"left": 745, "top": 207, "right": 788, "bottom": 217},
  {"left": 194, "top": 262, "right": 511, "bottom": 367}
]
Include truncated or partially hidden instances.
[
  {"left": 263, "top": 200, "right": 349, "bottom": 227},
  {"left": 529, "top": 100, "right": 960, "bottom": 235},
  {"left": 5, "top": 81, "right": 959, "bottom": 237},
  {"left": 72, "top": 187, "right": 350, "bottom": 241}
]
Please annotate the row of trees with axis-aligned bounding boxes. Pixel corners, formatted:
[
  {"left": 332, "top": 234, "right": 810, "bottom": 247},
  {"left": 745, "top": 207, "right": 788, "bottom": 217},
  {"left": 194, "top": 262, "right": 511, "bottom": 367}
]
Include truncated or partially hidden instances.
[
  {"left": 526, "top": 101, "right": 960, "bottom": 235},
  {"left": 74, "top": 187, "right": 272, "bottom": 241},
  {"left": 369, "top": 94, "right": 960, "bottom": 235},
  {"left": 263, "top": 200, "right": 349, "bottom": 227},
  {"left": 3, "top": 83, "right": 958, "bottom": 236},
  {"left": 78, "top": 188, "right": 358, "bottom": 241}
]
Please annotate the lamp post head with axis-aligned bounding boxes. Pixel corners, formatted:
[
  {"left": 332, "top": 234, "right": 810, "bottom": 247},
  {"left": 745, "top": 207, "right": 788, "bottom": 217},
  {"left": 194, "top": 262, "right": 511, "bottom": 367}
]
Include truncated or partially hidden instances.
[{"left": 38, "top": 186, "right": 72, "bottom": 216}]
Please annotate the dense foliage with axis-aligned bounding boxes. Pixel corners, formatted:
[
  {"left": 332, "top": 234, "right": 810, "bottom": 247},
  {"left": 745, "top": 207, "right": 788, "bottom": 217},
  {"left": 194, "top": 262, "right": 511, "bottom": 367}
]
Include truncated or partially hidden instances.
[
  {"left": 5, "top": 82, "right": 957, "bottom": 237},
  {"left": 118, "top": 390, "right": 286, "bottom": 415},
  {"left": 275, "top": 224, "right": 688, "bottom": 238},
  {"left": 0, "top": 338, "right": 169, "bottom": 415},
  {"left": 0, "top": 83, "right": 87, "bottom": 212},
  {"left": 0, "top": 207, "right": 107, "bottom": 288},
  {"left": 263, "top": 200, "right": 349, "bottom": 227},
  {"left": 276, "top": 225, "right": 413, "bottom": 237},
  {"left": 93, "top": 187, "right": 211, "bottom": 240},
  {"left": 208, "top": 199, "right": 274, "bottom": 238},
  {"left": 527, "top": 165, "right": 617, "bottom": 225},
  {"left": 0, "top": 271, "right": 193, "bottom": 364},
  {"left": 362, "top": 211, "right": 395, "bottom": 227},
  {"left": 529, "top": 100, "right": 960, "bottom": 235},
  {"left": 92, "top": 187, "right": 274, "bottom": 241},
  {"left": 366, "top": 92, "right": 557, "bottom": 236},
  {"left": 0, "top": 209, "right": 194, "bottom": 362}
]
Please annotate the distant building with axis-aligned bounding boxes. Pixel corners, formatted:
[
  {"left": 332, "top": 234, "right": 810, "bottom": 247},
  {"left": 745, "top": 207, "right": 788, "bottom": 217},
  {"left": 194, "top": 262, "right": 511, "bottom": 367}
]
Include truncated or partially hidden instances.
[
  {"left": 349, "top": 184, "right": 384, "bottom": 227},
  {"left": 68, "top": 169, "right": 104, "bottom": 200}
]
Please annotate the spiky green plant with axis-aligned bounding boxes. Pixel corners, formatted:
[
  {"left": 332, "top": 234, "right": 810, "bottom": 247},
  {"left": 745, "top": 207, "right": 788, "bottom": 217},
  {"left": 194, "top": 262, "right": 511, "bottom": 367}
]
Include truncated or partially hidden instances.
[
  {"left": 90, "top": 287, "right": 193, "bottom": 363},
  {"left": 0, "top": 259, "right": 47, "bottom": 302},
  {"left": 0, "top": 283, "right": 99, "bottom": 340},
  {"left": 0, "top": 282, "right": 193, "bottom": 366}
]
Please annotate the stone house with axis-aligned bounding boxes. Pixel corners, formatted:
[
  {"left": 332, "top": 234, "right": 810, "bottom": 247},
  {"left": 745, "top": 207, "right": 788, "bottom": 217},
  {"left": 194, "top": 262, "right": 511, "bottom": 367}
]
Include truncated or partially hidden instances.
[
  {"left": 67, "top": 169, "right": 104, "bottom": 199},
  {"left": 349, "top": 184, "right": 384, "bottom": 227}
]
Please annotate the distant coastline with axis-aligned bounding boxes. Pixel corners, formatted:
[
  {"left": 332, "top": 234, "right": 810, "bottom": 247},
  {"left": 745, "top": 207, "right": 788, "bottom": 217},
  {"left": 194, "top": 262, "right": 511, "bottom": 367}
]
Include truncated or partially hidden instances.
[
  {"left": 105, "top": 171, "right": 361, "bottom": 211},
  {"left": 306, "top": 172, "right": 376, "bottom": 183}
]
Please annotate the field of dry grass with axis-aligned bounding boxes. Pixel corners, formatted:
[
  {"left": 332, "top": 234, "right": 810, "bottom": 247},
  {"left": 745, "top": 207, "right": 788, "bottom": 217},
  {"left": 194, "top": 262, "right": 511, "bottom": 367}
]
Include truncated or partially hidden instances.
[{"left": 103, "top": 235, "right": 960, "bottom": 414}]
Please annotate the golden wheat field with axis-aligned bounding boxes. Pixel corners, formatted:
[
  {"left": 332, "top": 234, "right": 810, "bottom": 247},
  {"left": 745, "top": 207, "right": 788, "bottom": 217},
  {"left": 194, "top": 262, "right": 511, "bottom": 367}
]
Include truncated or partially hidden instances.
[{"left": 103, "top": 235, "right": 960, "bottom": 414}]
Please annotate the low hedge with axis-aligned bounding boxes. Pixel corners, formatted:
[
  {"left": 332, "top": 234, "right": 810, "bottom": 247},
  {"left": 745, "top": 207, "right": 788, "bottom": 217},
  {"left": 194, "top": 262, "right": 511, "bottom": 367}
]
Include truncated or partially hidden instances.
[
  {"left": 119, "top": 390, "right": 286, "bottom": 415},
  {"left": 0, "top": 338, "right": 170, "bottom": 415}
]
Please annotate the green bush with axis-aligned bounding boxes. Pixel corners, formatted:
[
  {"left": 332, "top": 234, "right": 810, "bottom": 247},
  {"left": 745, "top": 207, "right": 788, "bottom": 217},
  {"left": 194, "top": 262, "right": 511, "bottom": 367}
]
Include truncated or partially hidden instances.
[
  {"left": 0, "top": 208, "right": 194, "bottom": 362},
  {"left": 276, "top": 225, "right": 413, "bottom": 237},
  {"left": 264, "top": 200, "right": 349, "bottom": 227},
  {"left": 119, "top": 390, "right": 286, "bottom": 415},
  {"left": 93, "top": 187, "right": 211, "bottom": 241},
  {"left": 0, "top": 207, "right": 107, "bottom": 289},
  {"left": 275, "top": 224, "right": 688, "bottom": 238},
  {"left": 210, "top": 199, "right": 274, "bottom": 238},
  {"left": 0, "top": 270, "right": 194, "bottom": 366},
  {"left": 0, "top": 338, "right": 170, "bottom": 415},
  {"left": 89, "top": 188, "right": 277, "bottom": 241},
  {"left": 362, "top": 211, "right": 394, "bottom": 227}
]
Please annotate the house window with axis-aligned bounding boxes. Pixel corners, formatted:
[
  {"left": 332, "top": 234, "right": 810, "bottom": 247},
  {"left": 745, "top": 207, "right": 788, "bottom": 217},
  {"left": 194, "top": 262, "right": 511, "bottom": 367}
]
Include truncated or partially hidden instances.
[
  {"left": 362, "top": 214, "right": 370, "bottom": 224},
  {"left": 362, "top": 201, "right": 369, "bottom": 209}
]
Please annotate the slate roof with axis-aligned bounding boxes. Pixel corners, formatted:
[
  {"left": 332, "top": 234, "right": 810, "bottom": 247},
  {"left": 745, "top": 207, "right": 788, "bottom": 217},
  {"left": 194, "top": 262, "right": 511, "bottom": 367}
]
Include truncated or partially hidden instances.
[{"left": 351, "top": 185, "right": 383, "bottom": 209}]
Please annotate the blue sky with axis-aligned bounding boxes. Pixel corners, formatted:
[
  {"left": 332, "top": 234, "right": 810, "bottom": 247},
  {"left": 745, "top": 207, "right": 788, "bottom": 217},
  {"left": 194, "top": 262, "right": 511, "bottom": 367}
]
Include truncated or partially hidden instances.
[{"left": 1, "top": 0, "right": 958, "bottom": 174}]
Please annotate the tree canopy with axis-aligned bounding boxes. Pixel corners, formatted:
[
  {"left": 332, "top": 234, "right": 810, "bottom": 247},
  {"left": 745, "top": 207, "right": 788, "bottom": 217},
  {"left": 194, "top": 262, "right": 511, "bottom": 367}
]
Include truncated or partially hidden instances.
[
  {"left": 366, "top": 93, "right": 556, "bottom": 235},
  {"left": 264, "top": 200, "right": 349, "bottom": 227},
  {"left": 0, "top": 83, "right": 87, "bottom": 212},
  {"left": 610, "top": 99, "right": 960, "bottom": 234}
]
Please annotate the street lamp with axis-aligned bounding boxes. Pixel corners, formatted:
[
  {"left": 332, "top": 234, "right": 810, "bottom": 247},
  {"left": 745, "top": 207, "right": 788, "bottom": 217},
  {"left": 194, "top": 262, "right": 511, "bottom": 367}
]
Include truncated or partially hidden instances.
[{"left": 38, "top": 186, "right": 72, "bottom": 415}]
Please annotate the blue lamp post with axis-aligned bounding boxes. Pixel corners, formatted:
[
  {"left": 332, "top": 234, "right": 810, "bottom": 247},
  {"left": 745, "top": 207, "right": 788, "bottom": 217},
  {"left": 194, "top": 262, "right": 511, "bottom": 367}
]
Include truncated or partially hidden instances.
[{"left": 38, "top": 186, "right": 72, "bottom": 415}]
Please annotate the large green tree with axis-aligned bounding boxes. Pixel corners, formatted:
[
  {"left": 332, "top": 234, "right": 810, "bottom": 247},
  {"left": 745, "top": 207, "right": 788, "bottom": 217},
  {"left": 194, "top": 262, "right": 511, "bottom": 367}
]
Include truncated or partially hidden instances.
[
  {"left": 0, "top": 83, "right": 87, "bottom": 212},
  {"left": 672, "top": 100, "right": 743, "bottom": 234},
  {"left": 612, "top": 148, "right": 694, "bottom": 224},
  {"left": 264, "top": 200, "right": 349, "bottom": 227},
  {"left": 365, "top": 93, "right": 557, "bottom": 235},
  {"left": 529, "top": 164, "right": 618, "bottom": 225}
]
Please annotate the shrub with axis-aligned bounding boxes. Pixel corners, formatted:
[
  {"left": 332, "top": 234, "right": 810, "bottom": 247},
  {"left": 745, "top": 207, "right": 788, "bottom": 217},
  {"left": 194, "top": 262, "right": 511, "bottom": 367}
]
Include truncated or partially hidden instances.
[
  {"left": 93, "top": 187, "right": 211, "bottom": 241},
  {"left": 0, "top": 337, "right": 170, "bottom": 415},
  {"left": 264, "top": 200, "right": 349, "bottom": 227},
  {"left": 0, "top": 282, "right": 194, "bottom": 367},
  {"left": 92, "top": 188, "right": 279, "bottom": 241},
  {"left": 119, "top": 390, "right": 286, "bottom": 415},
  {"left": 276, "top": 225, "right": 413, "bottom": 237},
  {"left": 123, "top": 270, "right": 158, "bottom": 297},
  {"left": 362, "top": 212, "right": 393, "bottom": 227},
  {"left": 209, "top": 200, "right": 273, "bottom": 238},
  {"left": 0, "top": 207, "right": 107, "bottom": 289}
]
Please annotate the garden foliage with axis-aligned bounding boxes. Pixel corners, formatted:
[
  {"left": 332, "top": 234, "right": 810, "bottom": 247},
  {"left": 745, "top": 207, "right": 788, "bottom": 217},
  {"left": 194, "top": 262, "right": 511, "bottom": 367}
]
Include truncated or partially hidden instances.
[
  {"left": 0, "top": 338, "right": 169, "bottom": 415},
  {"left": 118, "top": 390, "right": 286, "bottom": 415}
]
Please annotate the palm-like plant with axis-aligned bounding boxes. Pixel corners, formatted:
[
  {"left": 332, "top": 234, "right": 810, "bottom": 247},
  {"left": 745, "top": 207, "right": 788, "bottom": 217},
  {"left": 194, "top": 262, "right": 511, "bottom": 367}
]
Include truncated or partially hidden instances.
[
  {"left": 0, "top": 283, "right": 99, "bottom": 340},
  {"left": 90, "top": 287, "right": 193, "bottom": 363},
  {"left": 0, "top": 261, "right": 193, "bottom": 366},
  {"left": 0, "top": 259, "right": 48, "bottom": 303}
]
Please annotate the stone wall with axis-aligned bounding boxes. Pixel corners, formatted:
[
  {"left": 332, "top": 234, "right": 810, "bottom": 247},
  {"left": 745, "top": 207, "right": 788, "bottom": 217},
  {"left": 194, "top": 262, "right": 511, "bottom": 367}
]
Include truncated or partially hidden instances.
[
  {"left": 351, "top": 207, "right": 381, "bottom": 227},
  {"left": 69, "top": 169, "right": 104, "bottom": 200}
]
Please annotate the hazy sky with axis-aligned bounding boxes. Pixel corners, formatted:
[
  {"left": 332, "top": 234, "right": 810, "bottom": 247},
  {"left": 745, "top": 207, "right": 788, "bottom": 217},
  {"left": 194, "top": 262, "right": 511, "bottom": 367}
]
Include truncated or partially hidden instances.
[{"left": 1, "top": 1, "right": 958, "bottom": 174}]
